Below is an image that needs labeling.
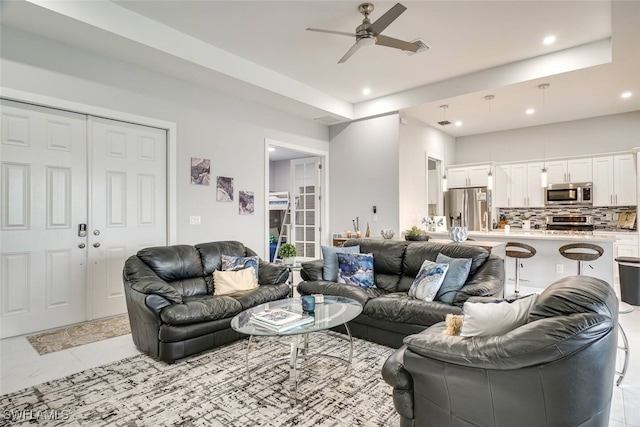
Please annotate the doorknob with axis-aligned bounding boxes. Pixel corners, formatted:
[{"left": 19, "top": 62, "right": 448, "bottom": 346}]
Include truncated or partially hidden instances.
[
  {"left": 78, "top": 243, "right": 86, "bottom": 249},
  {"left": 93, "top": 230, "right": 100, "bottom": 236},
  {"left": 93, "top": 242, "right": 101, "bottom": 248}
]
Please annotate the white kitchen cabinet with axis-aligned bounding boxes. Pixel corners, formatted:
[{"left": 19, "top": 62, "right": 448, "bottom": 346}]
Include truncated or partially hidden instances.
[
  {"left": 497, "top": 162, "right": 544, "bottom": 207},
  {"left": 446, "top": 164, "right": 491, "bottom": 188},
  {"left": 595, "top": 231, "right": 639, "bottom": 285},
  {"left": 545, "top": 158, "right": 592, "bottom": 184},
  {"left": 592, "top": 154, "right": 636, "bottom": 206}
]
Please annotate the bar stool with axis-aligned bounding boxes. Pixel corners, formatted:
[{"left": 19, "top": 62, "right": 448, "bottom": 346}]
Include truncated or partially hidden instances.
[
  {"left": 558, "top": 243, "right": 604, "bottom": 275},
  {"left": 505, "top": 242, "right": 537, "bottom": 298}
]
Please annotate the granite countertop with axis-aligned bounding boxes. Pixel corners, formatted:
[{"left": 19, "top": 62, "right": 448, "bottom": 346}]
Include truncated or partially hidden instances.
[{"left": 429, "top": 230, "right": 618, "bottom": 242}]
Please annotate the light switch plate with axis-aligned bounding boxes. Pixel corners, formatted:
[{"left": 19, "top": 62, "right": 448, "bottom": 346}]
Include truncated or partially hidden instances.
[{"left": 189, "top": 216, "right": 201, "bottom": 225}]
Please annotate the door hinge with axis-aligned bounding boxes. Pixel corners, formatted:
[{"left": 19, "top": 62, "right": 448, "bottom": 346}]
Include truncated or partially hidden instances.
[{"left": 318, "top": 164, "right": 322, "bottom": 169}]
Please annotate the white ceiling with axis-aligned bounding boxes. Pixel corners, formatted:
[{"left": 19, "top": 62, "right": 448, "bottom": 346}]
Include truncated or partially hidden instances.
[{"left": 2, "top": 1, "right": 639, "bottom": 138}]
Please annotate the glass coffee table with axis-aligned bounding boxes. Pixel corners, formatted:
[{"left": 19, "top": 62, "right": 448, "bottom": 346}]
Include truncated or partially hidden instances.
[{"left": 231, "top": 296, "right": 362, "bottom": 406}]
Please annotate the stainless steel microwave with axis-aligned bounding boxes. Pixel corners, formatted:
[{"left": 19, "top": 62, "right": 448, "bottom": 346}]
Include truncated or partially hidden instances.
[{"left": 545, "top": 182, "right": 592, "bottom": 206}]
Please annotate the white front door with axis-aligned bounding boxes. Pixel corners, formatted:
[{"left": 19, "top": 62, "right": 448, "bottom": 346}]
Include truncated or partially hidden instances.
[
  {"left": 290, "top": 157, "right": 321, "bottom": 260},
  {"left": 89, "top": 117, "right": 167, "bottom": 319},
  {"left": 1, "top": 100, "right": 88, "bottom": 337}
]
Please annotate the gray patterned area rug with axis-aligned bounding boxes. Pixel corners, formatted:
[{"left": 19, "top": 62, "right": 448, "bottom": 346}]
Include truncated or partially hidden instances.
[{"left": 1, "top": 333, "right": 399, "bottom": 426}]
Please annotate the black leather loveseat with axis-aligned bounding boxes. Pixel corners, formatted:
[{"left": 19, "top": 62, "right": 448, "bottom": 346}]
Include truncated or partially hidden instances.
[
  {"left": 123, "top": 241, "right": 290, "bottom": 363},
  {"left": 297, "top": 239, "right": 504, "bottom": 348},
  {"left": 382, "top": 276, "right": 618, "bottom": 427}
]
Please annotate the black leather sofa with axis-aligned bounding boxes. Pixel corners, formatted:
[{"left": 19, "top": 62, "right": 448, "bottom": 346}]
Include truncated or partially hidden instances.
[
  {"left": 297, "top": 239, "right": 504, "bottom": 348},
  {"left": 382, "top": 276, "right": 619, "bottom": 427},
  {"left": 123, "top": 241, "right": 290, "bottom": 363}
]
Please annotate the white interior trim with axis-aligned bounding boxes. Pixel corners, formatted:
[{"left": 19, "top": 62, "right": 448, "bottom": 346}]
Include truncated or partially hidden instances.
[{"left": 0, "top": 87, "right": 178, "bottom": 245}]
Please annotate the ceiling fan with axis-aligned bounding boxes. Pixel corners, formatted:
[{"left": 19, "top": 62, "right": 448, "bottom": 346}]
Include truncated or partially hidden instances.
[{"left": 307, "top": 2, "right": 420, "bottom": 64}]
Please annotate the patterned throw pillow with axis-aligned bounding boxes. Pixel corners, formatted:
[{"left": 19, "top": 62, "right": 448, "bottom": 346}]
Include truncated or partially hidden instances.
[
  {"left": 221, "top": 254, "right": 259, "bottom": 282},
  {"left": 336, "top": 252, "right": 375, "bottom": 288},
  {"left": 408, "top": 260, "right": 450, "bottom": 302}
]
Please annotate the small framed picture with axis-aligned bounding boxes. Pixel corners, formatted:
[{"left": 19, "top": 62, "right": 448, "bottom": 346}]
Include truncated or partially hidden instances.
[{"left": 434, "top": 216, "right": 447, "bottom": 232}]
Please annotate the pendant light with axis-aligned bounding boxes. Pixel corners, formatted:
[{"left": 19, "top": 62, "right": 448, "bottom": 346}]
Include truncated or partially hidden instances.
[
  {"left": 485, "top": 95, "right": 495, "bottom": 190},
  {"left": 440, "top": 104, "right": 449, "bottom": 192},
  {"left": 539, "top": 83, "right": 550, "bottom": 188}
]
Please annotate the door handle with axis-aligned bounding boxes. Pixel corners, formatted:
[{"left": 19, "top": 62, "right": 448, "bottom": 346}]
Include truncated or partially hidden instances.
[
  {"left": 93, "top": 242, "right": 101, "bottom": 248},
  {"left": 78, "top": 243, "right": 86, "bottom": 249}
]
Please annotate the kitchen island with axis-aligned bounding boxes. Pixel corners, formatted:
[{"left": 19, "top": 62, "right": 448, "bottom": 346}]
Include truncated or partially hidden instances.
[{"left": 429, "top": 230, "right": 616, "bottom": 297}]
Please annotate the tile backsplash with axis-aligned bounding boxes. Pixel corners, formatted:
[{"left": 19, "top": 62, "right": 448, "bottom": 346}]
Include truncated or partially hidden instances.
[{"left": 497, "top": 206, "right": 637, "bottom": 230}]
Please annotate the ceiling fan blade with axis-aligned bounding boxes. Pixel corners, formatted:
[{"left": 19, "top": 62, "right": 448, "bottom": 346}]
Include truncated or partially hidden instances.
[
  {"left": 307, "top": 28, "right": 355, "bottom": 38},
  {"left": 368, "top": 3, "right": 407, "bottom": 35},
  {"left": 375, "top": 34, "right": 420, "bottom": 52},
  {"left": 338, "top": 43, "right": 362, "bottom": 64}
]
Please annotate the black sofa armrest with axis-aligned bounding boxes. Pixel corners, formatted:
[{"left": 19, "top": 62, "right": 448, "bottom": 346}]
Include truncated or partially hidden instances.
[
  {"left": 123, "top": 256, "right": 182, "bottom": 303},
  {"left": 382, "top": 346, "right": 414, "bottom": 420},
  {"left": 453, "top": 255, "right": 504, "bottom": 306},
  {"left": 257, "top": 260, "right": 289, "bottom": 285},
  {"left": 300, "top": 259, "right": 324, "bottom": 281}
]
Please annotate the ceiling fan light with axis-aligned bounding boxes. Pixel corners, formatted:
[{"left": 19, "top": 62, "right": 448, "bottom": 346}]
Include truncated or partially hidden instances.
[{"left": 358, "top": 36, "right": 376, "bottom": 46}]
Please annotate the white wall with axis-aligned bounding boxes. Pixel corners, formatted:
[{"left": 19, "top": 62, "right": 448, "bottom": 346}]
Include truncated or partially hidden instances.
[
  {"left": 328, "top": 114, "right": 400, "bottom": 237},
  {"left": 455, "top": 111, "right": 640, "bottom": 164},
  {"left": 0, "top": 27, "right": 329, "bottom": 256},
  {"left": 398, "top": 116, "right": 456, "bottom": 232}
]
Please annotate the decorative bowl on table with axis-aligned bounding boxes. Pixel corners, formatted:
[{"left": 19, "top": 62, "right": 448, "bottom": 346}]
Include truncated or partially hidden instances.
[{"left": 381, "top": 229, "right": 395, "bottom": 239}]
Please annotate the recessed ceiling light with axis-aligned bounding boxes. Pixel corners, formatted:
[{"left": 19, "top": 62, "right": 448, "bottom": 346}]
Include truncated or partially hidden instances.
[
  {"left": 526, "top": 108, "right": 535, "bottom": 115},
  {"left": 543, "top": 35, "right": 556, "bottom": 45},
  {"left": 454, "top": 121, "right": 462, "bottom": 127},
  {"left": 621, "top": 91, "right": 632, "bottom": 99},
  {"left": 362, "top": 88, "right": 371, "bottom": 95},
  {"left": 268, "top": 147, "right": 275, "bottom": 152}
]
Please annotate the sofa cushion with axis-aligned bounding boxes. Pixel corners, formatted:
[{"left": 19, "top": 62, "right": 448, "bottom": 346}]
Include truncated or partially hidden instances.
[
  {"left": 213, "top": 268, "right": 258, "bottom": 295},
  {"left": 408, "top": 260, "right": 449, "bottom": 301},
  {"left": 160, "top": 295, "right": 243, "bottom": 325},
  {"left": 363, "top": 293, "right": 462, "bottom": 327},
  {"left": 337, "top": 252, "right": 375, "bottom": 288},
  {"left": 321, "top": 245, "right": 360, "bottom": 281},
  {"left": 399, "top": 242, "right": 489, "bottom": 292},
  {"left": 230, "top": 283, "right": 291, "bottom": 310},
  {"left": 298, "top": 280, "right": 386, "bottom": 306},
  {"left": 138, "top": 245, "right": 204, "bottom": 282},
  {"left": 344, "top": 239, "right": 407, "bottom": 292},
  {"left": 195, "top": 241, "right": 248, "bottom": 275},
  {"left": 221, "top": 254, "right": 259, "bottom": 281},
  {"left": 434, "top": 253, "right": 473, "bottom": 304}
]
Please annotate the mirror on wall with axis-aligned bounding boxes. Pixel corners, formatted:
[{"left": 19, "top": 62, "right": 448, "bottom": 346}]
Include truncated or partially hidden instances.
[{"left": 427, "top": 157, "right": 443, "bottom": 216}]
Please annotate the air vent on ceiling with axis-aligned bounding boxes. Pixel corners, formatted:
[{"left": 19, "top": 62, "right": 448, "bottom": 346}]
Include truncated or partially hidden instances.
[
  {"left": 314, "top": 115, "right": 341, "bottom": 125},
  {"left": 438, "top": 120, "right": 452, "bottom": 126},
  {"left": 403, "top": 39, "right": 430, "bottom": 56}
]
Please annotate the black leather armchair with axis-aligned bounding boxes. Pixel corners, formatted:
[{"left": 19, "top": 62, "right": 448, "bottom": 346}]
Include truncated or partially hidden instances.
[
  {"left": 382, "top": 276, "right": 618, "bottom": 427},
  {"left": 123, "top": 241, "right": 290, "bottom": 363}
]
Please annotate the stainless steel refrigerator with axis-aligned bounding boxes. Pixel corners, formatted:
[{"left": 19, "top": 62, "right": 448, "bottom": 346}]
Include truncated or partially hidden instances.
[{"left": 444, "top": 187, "right": 490, "bottom": 231}]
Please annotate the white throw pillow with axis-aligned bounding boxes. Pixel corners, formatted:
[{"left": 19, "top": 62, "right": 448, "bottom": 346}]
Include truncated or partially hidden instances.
[
  {"left": 213, "top": 268, "right": 258, "bottom": 295},
  {"left": 460, "top": 294, "right": 539, "bottom": 337}
]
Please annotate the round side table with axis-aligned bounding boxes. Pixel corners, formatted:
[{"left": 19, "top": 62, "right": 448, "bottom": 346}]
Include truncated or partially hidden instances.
[{"left": 617, "top": 301, "right": 633, "bottom": 386}]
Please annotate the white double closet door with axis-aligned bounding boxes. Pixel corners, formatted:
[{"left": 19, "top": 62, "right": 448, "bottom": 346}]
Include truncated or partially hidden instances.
[{"left": 1, "top": 100, "right": 166, "bottom": 338}]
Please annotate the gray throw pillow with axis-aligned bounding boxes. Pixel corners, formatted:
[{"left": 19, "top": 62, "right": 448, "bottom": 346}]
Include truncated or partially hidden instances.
[
  {"left": 321, "top": 245, "right": 360, "bottom": 281},
  {"left": 434, "top": 253, "right": 472, "bottom": 304}
]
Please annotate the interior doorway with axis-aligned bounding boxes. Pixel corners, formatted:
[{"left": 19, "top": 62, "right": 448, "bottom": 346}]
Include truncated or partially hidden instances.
[{"left": 264, "top": 139, "right": 328, "bottom": 263}]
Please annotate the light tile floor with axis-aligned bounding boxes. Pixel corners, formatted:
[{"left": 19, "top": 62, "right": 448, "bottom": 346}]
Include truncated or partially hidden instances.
[{"left": 1, "top": 309, "right": 639, "bottom": 426}]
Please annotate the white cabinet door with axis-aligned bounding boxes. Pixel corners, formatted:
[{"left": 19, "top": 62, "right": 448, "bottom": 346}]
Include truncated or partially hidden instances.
[
  {"left": 567, "top": 158, "right": 592, "bottom": 183},
  {"left": 510, "top": 164, "right": 527, "bottom": 207},
  {"left": 494, "top": 165, "right": 510, "bottom": 207},
  {"left": 527, "top": 162, "right": 545, "bottom": 207},
  {"left": 545, "top": 160, "right": 568, "bottom": 185},
  {"left": 468, "top": 164, "right": 490, "bottom": 187},
  {"left": 614, "top": 154, "right": 636, "bottom": 206},
  {"left": 592, "top": 156, "right": 614, "bottom": 206},
  {"left": 447, "top": 167, "right": 468, "bottom": 188}
]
